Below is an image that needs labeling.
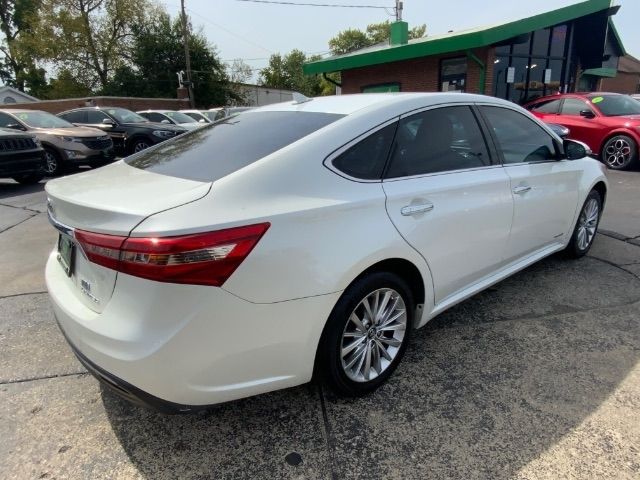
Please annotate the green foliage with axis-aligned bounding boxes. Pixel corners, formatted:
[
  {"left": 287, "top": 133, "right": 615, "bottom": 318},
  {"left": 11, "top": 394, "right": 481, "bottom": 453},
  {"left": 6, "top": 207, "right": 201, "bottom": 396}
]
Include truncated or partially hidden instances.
[
  {"left": 329, "top": 20, "right": 426, "bottom": 55},
  {"left": 260, "top": 49, "right": 322, "bottom": 97},
  {"left": 102, "top": 12, "right": 234, "bottom": 108},
  {"left": 0, "top": 0, "right": 43, "bottom": 92}
]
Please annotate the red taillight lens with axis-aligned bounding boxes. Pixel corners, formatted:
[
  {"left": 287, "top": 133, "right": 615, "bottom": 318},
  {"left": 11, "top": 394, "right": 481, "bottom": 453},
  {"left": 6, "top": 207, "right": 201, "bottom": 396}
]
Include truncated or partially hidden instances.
[{"left": 74, "top": 223, "right": 270, "bottom": 286}]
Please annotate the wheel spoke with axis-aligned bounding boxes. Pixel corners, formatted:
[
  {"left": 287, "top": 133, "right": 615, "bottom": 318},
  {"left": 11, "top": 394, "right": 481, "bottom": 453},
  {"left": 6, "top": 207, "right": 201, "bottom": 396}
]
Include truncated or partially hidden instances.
[
  {"left": 372, "top": 341, "right": 382, "bottom": 374},
  {"left": 378, "top": 322, "right": 406, "bottom": 333},
  {"left": 363, "top": 342, "right": 372, "bottom": 380},
  {"left": 342, "top": 336, "right": 366, "bottom": 357},
  {"left": 349, "top": 313, "right": 367, "bottom": 333},
  {"left": 378, "top": 336, "right": 402, "bottom": 347},
  {"left": 374, "top": 338, "right": 393, "bottom": 360},
  {"left": 375, "top": 291, "right": 392, "bottom": 324},
  {"left": 344, "top": 342, "right": 368, "bottom": 370}
]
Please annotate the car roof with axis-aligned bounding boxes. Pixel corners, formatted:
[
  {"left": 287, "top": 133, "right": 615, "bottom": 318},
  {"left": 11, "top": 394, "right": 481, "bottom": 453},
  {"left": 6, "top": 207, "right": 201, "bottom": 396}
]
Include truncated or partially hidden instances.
[
  {"left": 0, "top": 109, "right": 47, "bottom": 114},
  {"left": 255, "top": 93, "right": 515, "bottom": 116},
  {"left": 138, "top": 110, "right": 175, "bottom": 113}
]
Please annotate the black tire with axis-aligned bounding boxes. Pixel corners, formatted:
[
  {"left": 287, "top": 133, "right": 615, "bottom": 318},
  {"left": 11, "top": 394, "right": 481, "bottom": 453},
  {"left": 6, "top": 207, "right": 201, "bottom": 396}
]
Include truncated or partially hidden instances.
[
  {"left": 565, "top": 190, "right": 602, "bottom": 258},
  {"left": 601, "top": 135, "right": 638, "bottom": 170},
  {"left": 129, "top": 138, "right": 152, "bottom": 155},
  {"left": 12, "top": 174, "right": 44, "bottom": 185},
  {"left": 43, "top": 148, "right": 65, "bottom": 176},
  {"left": 317, "top": 271, "right": 414, "bottom": 397}
]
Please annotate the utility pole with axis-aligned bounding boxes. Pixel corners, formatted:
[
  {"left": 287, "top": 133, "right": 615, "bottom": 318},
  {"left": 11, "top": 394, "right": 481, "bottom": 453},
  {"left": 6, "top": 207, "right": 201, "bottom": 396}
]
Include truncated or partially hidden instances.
[
  {"left": 180, "top": 0, "right": 195, "bottom": 108},
  {"left": 395, "top": 0, "right": 403, "bottom": 21}
]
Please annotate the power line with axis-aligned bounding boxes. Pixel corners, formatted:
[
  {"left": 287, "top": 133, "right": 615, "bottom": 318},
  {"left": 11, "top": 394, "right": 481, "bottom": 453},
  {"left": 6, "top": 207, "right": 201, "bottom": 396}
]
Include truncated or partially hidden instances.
[{"left": 235, "top": 0, "right": 391, "bottom": 9}]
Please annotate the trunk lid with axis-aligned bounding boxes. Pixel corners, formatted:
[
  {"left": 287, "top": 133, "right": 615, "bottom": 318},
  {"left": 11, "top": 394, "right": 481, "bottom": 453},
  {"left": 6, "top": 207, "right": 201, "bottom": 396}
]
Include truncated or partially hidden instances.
[{"left": 45, "top": 161, "right": 211, "bottom": 313}]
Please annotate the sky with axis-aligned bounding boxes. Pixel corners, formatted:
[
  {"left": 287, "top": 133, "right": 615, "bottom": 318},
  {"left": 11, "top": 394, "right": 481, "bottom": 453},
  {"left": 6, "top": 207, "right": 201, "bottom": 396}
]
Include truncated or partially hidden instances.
[{"left": 160, "top": 0, "right": 640, "bottom": 82}]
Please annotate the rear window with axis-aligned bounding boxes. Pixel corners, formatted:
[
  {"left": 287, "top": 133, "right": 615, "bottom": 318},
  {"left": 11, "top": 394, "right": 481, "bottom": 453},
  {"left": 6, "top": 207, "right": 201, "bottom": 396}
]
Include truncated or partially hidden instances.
[{"left": 126, "top": 111, "right": 344, "bottom": 181}]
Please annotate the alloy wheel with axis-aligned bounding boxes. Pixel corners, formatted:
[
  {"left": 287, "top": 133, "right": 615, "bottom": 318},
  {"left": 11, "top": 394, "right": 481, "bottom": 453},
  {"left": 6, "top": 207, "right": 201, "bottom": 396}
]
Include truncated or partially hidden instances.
[
  {"left": 604, "top": 138, "right": 632, "bottom": 168},
  {"left": 577, "top": 198, "right": 599, "bottom": 251},
  {"left": 340, "top": 288, "right": 408, "bottom": 383},
  {"left": 44, "top": 150, "right": 58, "bottom": 175},
  {"left": 133, "top": 141, "right": 150, "bottom": 153}
]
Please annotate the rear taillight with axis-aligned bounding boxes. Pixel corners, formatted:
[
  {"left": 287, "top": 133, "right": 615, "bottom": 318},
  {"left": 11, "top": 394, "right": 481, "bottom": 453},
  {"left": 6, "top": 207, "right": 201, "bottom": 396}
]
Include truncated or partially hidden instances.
[{"left": 74, "top": 223, "right": 270, "bottom": 286}]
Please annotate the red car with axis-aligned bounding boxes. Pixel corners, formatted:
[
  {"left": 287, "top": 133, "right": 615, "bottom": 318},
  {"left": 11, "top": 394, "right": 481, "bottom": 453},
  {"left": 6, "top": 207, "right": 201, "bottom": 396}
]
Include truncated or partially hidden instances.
[{"left": 525, "top": 93, "right": 640, "bottom": 170}]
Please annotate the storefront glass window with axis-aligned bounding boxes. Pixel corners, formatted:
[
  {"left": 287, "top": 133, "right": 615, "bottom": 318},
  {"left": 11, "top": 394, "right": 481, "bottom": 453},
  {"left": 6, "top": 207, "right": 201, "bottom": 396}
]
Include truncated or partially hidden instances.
[
  {"left": 531, "top": 28, "right": 551, "bottom": 56},
  {"left": 550, "top": 25, "right": 568, "bottom": 57}
]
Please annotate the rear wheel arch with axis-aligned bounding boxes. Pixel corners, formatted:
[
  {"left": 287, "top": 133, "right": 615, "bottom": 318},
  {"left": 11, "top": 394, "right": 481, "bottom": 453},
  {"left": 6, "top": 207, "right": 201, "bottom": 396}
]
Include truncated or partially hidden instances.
[
  {"left": 127, "top": 134, "right": 154, "bottom": 153},
  {"left": 313, "top": 257, "right": 427, "bottom": 378},
  {"left": 591, "top": 181, "right": 607, "bottom": 209}
]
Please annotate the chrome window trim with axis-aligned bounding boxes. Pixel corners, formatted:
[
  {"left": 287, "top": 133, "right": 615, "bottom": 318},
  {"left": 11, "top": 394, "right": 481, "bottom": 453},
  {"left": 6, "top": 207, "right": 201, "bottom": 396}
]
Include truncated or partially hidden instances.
[{"left": 382, "top": 164, "right": 504, "bottom": 183}]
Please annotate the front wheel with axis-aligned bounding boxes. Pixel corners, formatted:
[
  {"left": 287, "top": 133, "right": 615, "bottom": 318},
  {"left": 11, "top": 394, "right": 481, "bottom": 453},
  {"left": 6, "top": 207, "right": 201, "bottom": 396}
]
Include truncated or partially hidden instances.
[
  {"left": 129, "top": 138, "right": 151, "bottom": 154},
  {"left": 43, "top": 148, "right": 64, "bottom": 176},
  {"left": 565, "top": 190, "right": 602, "bottom": 258},
  {"left": 601, "top": 135, "right": 638, "bottom": 170},
  {"left": 318, "top": 272, "right": 414, "bottom": 396}
]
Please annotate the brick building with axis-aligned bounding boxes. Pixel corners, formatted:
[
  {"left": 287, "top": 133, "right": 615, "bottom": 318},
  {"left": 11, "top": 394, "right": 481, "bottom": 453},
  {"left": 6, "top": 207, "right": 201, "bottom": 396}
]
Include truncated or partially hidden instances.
[
  {"left": 304, "top": 0, "right": 629, "bottom": 105},
  {"left": 600, "top": 55, "right": 640, "bottom": 94}
]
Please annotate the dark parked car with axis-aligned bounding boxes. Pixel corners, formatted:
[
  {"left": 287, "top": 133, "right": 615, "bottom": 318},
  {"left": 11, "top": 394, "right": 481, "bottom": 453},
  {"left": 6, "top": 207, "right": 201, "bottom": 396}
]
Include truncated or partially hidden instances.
[
  {"left": 0, "top": 128, "right": 45, "bottom": 184},
  {"left": 57, "top": 107, "right": 187, "bottom": 155}
]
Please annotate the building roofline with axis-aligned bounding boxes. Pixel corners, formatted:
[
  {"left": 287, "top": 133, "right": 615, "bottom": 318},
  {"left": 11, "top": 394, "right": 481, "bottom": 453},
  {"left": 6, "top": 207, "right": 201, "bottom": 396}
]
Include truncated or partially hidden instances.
[
  {"left": 304, "top": 0, "right": 618, "bottom": 75},
  {"left": 0, "top": 85, "right": 39, "bottom": 102}
]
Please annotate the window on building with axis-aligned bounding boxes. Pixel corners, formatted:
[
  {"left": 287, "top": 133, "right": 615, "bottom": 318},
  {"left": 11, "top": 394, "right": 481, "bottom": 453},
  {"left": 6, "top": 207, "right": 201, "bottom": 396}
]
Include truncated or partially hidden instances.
[
  {"left": 332, "top": 122, "right": 397, "bottom": 180},
  {"left": 481, "top": 106, "right": 557, "bottom": 164},
  {"left": 3, "top": 96, "right": 16, "bottom": 104},
  {"left": 361, "top": 83, "right": 400, "bottom": 93},
  {"left": 440, "top": 57, "right": 467, "bottom": 92},
  {"left": 385, "top": 106, "right": 490, "bottom": 178}
]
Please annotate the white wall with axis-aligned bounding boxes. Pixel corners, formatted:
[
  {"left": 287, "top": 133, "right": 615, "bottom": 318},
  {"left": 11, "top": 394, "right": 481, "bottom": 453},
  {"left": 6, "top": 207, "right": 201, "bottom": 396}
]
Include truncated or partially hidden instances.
[{"left": 238, "top": 85, "right": 294, "bottom": 106}]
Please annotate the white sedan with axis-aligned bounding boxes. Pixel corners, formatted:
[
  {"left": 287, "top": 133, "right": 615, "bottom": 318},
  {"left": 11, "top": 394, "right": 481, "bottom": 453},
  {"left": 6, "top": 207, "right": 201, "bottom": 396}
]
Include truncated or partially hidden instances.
[{"left": 45, "top": 93, "right": 607, "bottom": 412}]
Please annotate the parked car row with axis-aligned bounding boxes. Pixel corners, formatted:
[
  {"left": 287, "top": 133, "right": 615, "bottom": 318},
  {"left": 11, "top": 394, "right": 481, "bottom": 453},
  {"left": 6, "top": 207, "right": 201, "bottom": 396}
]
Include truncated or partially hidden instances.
[{"left": 525, "top": 92, "right": 640, "bottom": 170}]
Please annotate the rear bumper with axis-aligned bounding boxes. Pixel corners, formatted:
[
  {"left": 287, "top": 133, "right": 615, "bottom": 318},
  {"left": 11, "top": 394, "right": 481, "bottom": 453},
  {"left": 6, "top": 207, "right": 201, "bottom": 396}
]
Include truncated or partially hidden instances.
[
  {"left": 58, "top": 321, "right": 197, "bottom": 413},
  {"left": 46, "top": 251, "right": 339, "bottom": 409}
]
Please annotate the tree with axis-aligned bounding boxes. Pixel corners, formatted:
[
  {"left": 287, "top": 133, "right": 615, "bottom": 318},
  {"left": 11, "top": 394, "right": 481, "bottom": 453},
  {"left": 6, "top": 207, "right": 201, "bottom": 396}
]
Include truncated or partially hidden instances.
[
  {"left": 32, "top": 0, "right": 158, "bottom": 91},
  {"left": 102, "top": 12, "right": 234, "bottom": 108},
  {"left": 329, "top": 20, "right": 426, "bottom": 55},
  {"left": 260, "top": 49, "right": 321, "bottom": 97},
  {"left": 0, "top": 0, "right": 43, "bottom": 91}
]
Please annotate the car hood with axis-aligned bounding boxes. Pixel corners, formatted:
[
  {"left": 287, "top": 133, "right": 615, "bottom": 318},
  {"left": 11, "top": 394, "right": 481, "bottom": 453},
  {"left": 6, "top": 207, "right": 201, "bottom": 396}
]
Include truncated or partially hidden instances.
[{"left": 33, "top": 126, "right": 108, "bottom": 137}]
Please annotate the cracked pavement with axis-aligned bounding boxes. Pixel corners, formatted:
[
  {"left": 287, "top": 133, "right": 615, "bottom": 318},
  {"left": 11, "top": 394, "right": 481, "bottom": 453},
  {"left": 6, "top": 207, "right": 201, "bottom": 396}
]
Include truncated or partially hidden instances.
[{"left": 1, "top": 170, "right": 639, "bottom": 479}]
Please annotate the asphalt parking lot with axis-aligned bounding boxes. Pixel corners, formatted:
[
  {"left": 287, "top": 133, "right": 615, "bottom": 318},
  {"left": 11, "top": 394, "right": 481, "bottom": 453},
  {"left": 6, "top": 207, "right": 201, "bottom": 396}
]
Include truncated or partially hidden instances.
[{"left": 1, "top": 169, "right": 639, "bottom": 480}]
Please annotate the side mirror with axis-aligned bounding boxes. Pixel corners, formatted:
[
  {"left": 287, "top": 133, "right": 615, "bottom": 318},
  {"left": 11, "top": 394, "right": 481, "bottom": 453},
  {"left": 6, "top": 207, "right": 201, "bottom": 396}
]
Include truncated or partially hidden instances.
[
  {"left": 564, "top": 139, "right": 592, "bottom": 160},
  {"left": 198, "top": 118, "right": 206, "bottom": 123},
  {"left": 161, "top": 119, "right": 171, "bottom": 124},
  {"left": 579, "top": 109, "right": 595, "bottom": 119},
  {"left": 6, "top": 123, "right": 26, "bottom": 131},
  {"left": 102, "top": 118, "right": 115, "bottom": 126}
]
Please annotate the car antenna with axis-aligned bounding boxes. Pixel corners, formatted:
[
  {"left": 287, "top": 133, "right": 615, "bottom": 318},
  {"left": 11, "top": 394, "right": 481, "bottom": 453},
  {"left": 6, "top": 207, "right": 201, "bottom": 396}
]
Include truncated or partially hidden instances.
[{"left": 292, "top": 92, "right": 313, "bottom": 105}]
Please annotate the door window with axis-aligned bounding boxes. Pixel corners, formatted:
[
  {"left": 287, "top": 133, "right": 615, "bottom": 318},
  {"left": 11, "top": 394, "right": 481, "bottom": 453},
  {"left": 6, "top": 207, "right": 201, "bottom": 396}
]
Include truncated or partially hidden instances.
[
  {"left": 59, "top": 110, "right": 87, "bottom": 123},
  {"left": 0, "top": 112, "right": 17, "bottom": 128},
  {"left": 481, "top": 106, "right": 557, "bottom": 164},
  {"left": 86, "top": 110, "right": 110, "bottom": 124},
  {"left": 141, "top": 112, "right": 168, "bottom": 123},
  {"left": 332, "top": 122, "right": 397, "bottom": 180},
  {"left": 385, "top": 106, "right": 490, "bottom": 179},
  {"left": 561, "top": 98, "right": 590, "bottom": 116}
]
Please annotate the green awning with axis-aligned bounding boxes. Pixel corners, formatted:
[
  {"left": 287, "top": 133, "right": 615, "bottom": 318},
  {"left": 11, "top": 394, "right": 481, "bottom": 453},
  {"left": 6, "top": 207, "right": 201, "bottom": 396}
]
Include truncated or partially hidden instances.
[
  {"left": 304, "top": 0, "right": 618, "bottom": 75},
  {"left": 582, "top": 67, "right": 617, "bottom": 77}
]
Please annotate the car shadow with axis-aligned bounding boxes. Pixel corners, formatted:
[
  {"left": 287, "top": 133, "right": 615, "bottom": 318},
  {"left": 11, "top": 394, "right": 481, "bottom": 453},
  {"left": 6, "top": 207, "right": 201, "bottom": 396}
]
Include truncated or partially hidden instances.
[
  {"left": 0, "top": 179, "right": 46, "bottom": 200},
  {"left": 103, "top": 254, "right": 640, "bottom": 479}
]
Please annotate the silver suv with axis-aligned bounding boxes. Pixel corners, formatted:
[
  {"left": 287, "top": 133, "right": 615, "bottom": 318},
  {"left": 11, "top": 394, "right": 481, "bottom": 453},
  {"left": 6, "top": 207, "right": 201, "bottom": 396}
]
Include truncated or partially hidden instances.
[{"left": 0, "top": 109, "right": 115, "bottom": 176}]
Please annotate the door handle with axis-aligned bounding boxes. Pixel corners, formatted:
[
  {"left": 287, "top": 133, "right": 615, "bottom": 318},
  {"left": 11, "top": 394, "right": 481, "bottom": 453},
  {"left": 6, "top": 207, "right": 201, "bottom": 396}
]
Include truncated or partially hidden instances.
[
  {"left": 513, "top": 185, "right": 532, "bottom": 195},
  {"left": 401, "top": 203, "right": 434, "bottom": 216}
]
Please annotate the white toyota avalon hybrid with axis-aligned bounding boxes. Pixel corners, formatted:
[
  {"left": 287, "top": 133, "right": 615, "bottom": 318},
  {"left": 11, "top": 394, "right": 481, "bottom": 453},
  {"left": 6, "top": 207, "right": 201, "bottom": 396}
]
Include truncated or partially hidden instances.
[{"left": 45, "top": 93, "right": 608, "bottom": 412}]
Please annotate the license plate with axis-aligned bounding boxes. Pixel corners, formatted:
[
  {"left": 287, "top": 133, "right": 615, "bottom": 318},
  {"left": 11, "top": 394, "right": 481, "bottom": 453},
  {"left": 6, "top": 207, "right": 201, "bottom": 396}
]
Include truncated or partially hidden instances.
[{"left": 57, "top": 234, "right": 75, "bottom": 277}]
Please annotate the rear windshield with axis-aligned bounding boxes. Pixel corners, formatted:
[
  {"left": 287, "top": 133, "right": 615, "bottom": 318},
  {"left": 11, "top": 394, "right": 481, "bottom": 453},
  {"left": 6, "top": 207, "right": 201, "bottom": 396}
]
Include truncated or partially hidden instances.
[{"left": 126, "top": 111, "right": 344, "bottom": 181}]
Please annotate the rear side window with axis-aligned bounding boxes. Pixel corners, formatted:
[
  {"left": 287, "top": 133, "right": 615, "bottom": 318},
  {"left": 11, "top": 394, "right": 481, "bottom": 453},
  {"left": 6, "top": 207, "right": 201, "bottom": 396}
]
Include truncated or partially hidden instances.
[
  {"left": 529, "top": 99, "right": 561, "bottom": 114},
  {"left": 332, "top": 123, "right": 397, "bottom": 180},
  {"left": 126, "top": 111, "right": 344, "bottom": 182},
  {"left": 481, "top": 106, "right": 557, "bottom": 164}
]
